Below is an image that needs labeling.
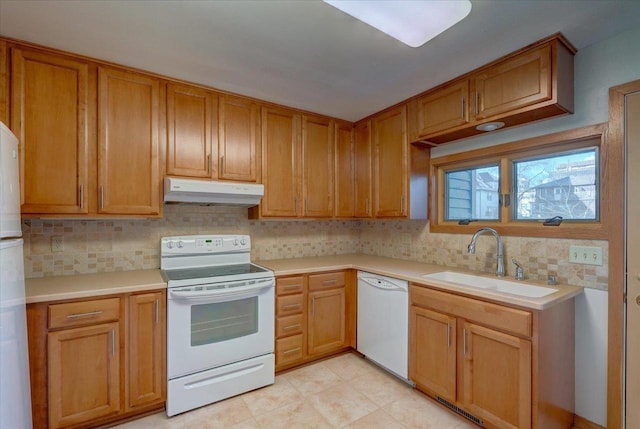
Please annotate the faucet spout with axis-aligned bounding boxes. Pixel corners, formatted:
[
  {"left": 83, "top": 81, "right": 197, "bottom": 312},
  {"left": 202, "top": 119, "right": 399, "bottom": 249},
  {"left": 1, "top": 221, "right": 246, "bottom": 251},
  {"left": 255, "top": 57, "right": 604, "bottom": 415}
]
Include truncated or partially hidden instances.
[{"left": 467, "top": 227, "right": 504, "bottom": 277}]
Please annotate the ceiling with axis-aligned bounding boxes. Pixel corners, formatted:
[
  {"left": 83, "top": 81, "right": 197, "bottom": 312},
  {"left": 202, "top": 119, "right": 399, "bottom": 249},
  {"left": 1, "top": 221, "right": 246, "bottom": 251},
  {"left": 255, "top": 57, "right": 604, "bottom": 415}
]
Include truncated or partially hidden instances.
[{"left": 1, "top": 0, "right": 640, "bottom": 122}]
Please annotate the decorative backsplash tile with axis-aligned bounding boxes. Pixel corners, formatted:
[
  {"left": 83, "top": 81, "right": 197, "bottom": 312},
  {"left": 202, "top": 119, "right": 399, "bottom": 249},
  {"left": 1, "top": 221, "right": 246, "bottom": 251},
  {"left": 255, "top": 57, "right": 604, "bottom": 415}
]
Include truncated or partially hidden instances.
[{"left": 22, "top": 205, "right": 608, "bottom": 290}]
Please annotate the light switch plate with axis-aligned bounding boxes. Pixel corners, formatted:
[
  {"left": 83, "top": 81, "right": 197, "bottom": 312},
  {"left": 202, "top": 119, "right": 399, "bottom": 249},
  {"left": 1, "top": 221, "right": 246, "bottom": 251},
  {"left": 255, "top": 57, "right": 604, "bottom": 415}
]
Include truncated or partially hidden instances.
[{"left": 569, "top": 245, "right": 603, "bottom": 265}]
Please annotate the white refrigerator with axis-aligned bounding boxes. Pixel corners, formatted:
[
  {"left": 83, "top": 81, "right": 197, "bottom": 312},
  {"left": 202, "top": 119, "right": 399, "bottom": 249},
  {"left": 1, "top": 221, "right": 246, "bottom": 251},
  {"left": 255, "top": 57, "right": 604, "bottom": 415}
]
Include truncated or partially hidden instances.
[{"left": 0, "top": 121, "right": 33, "bottom": 429}]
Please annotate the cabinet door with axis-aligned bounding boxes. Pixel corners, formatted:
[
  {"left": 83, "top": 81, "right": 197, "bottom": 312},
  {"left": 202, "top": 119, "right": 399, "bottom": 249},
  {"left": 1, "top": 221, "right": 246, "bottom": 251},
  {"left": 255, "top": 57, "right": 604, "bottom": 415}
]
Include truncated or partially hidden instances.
[
  {"left": 48, "top": 322, "right": 120, "bottom": 429},
  {"left": 308, "top": 287, "right": 346, "bottom": 356},
  {"left": 354, "top": 120, "right": 372, "bottom": 218},
  {"left": 302, "top": 114, "right": 334, "bottom": 217},
  {"left": 460, "top": 322, "right": 532, "bottom": 429},
  {"left": 218, "top": 95, "right": 260, "bottom": 182},
  {"left": 260, "top": 106, "right": 300, "bottom": 217},
  {"left": 372, "top": 106, "right": 407, "bottom": 217},
  {"left": 334, "top": 121, "right": 354, "bottom": 217},
  {"left": 166, "top": 83, "right": 216, "bottom": 178},
  {"left": 414, "top": 80, "right": 470, "bottom": 138},
  {"left": 11, "top": 48, "right": 89, "bottom": 214},
  {"left": 409, "top": 306, "right": 457, "bottom": 402},
  {"left": 98, "top": 67, "right": 161, "bottom": 215},
  {"left": 127, "top": 291, "right": 165, "bottom": 410},
  {"left": 473, "top": 44, "right": 551, "bottom": 121}
]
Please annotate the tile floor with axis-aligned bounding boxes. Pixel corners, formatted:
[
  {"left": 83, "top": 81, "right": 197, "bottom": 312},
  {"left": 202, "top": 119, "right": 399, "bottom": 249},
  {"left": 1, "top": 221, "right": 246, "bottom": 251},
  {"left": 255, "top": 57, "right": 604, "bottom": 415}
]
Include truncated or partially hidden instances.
[{"left": 113, "top": 353, "right": 476, "bottom": 429}]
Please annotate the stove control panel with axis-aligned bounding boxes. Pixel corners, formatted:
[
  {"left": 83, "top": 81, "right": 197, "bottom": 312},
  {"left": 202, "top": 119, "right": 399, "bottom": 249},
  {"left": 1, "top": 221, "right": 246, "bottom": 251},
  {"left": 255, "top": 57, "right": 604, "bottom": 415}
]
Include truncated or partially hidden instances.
[{"left": 161, "top": 235, "right": 251, "bottom": 255}]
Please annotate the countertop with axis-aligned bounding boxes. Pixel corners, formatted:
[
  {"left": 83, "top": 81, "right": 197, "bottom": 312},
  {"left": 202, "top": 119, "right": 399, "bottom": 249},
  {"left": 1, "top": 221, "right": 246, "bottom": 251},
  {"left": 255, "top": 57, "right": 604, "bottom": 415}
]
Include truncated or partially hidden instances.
[
  {"left": 25, "top": 254, "right": 582, "bottom": 310},
  {"left": 25, "top": 269, "right": 166, "bottom": 304},
  {"left": 256, "top": 253, "right": 583, "bottom": 310}
]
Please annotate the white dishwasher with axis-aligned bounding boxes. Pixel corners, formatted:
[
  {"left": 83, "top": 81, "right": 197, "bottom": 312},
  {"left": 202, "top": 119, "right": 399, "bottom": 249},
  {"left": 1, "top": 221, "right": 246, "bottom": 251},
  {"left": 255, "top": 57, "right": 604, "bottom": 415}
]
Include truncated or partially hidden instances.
[{"left": 357, "top": 271, "right": 409, "bottom": 381}]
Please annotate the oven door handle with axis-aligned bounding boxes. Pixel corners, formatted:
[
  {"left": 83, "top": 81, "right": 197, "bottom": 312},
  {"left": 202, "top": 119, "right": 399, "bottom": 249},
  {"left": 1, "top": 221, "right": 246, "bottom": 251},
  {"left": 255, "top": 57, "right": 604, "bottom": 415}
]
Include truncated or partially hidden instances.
[{"left": 169, "top": 279, "right": 275, "bottom": 301}]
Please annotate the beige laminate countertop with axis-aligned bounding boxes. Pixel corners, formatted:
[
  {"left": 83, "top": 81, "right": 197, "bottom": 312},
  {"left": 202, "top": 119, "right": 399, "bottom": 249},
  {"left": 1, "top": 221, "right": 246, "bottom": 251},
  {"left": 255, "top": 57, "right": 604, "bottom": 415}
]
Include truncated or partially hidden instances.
[
  {"left": 25, "top": 269, "right": 166, "bottom": 304},
  {"left": 256, "top": 253, "right": 583, "bottom": 311}
]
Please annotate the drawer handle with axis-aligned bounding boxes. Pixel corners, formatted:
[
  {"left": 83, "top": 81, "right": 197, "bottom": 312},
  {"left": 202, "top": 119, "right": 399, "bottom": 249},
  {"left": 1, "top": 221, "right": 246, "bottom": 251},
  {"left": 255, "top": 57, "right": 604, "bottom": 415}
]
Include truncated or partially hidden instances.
[
  {"left": 283, "top": 347, "right": 301, "bottom": 356},
  {"left": 283, "top": 324, "right": 301, "bottom": 331},
  {"left": 463, "top": 328, "right": 468, "bottom": 355},
  {"left": 322, "top": 279, "right": 337, "bottom": 286},
  {"left": 283, "top": 304, "right": 301, "bottom": 310},
  {"left": 283, "top": 284, "right": 302, "bottom": 290},
  {"left": 66, "top": 310, "right": 103, "bottom": 319}
]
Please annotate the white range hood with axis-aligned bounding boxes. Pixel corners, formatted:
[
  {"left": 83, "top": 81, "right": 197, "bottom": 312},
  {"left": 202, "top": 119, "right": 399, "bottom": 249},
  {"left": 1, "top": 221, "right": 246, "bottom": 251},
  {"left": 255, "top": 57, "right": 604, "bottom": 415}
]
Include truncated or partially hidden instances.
[{"left": 164, "top": 177, "right": 264, "bottom": 207}]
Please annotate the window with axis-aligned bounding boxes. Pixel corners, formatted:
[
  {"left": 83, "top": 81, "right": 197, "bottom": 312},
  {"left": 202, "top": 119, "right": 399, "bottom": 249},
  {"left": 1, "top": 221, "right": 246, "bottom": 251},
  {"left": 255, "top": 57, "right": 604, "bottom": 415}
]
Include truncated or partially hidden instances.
[
  {"left": 445, "top": 165, "right": 500, "bottom": 221},
  {"left": 430, "top": 124, "right": 608, "bottom": 238},
  {"left": 513, "top": 148, "right": 598, "bottom": 221}
]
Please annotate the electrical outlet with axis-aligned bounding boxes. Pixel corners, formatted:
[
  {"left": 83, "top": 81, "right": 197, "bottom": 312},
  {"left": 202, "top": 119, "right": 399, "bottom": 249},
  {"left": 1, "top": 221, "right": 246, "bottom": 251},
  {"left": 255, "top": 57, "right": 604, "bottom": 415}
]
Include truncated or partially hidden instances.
[
  {"left": 569, "top": 245, "right": 603, "bottom": 265},
  {"left": 51, "top": 236, "right": 64, "bottom": 253}
]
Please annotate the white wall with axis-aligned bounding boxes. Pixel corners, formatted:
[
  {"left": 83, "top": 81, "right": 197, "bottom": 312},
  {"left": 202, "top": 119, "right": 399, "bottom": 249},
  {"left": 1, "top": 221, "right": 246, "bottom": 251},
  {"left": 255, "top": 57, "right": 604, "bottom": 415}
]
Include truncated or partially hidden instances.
[
  {"left": 575, "top": 288, "right": 608, "bottom": 425},
  {"left": 429, "top": 26, "right": 640, "bottom": 426}
]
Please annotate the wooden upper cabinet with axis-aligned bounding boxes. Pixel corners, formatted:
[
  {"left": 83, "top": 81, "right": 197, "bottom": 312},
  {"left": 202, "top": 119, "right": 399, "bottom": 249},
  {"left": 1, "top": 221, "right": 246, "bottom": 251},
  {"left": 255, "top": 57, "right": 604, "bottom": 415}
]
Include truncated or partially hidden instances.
[
  {"left": 260, "top": 106, "right": 300, "bottom": 217},
  {"left": 98, "top": 67, "right": 161, "bottom": 215},
  {"left": 408, "top": 35, "right": 575, "bottom": 144},
  {"left": 302, "top": 114, "right": 334, "bottom": 217},
  {"left": 334, "top": 121, "right": 354, "bottom": 218},
  {"left": 411, "top": 80, "right": 470, "bottom": 139},
  {"left": 166, "top": 83, "right": 216, "bottom": 178},
  {"left": 472, "top": 44, "right": 552, "bottom": 121},
  {"left": 372, "top": 105, "right": 408, "bottom": 218},
  {"left": 218, "top": 95, "right": 260, "bottom": 182},
  {"left": 11, "top": 48, "right": 90, "bottom": 214},
  {"left": 354, "top": 120, "right": 372, "bottom": 218}
]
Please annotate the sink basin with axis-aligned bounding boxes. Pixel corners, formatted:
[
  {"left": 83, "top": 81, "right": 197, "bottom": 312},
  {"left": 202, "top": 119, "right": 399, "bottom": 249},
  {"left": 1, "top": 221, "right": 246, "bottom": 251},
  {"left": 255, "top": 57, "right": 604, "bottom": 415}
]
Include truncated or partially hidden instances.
[{"left": 421, "top": 271, "right": 558, "bottom": 298}]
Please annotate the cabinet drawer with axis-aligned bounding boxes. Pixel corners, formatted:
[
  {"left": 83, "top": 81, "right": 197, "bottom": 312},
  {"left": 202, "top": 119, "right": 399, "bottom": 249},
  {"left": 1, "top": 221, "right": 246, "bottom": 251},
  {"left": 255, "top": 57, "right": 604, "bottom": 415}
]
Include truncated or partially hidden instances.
[
  {"left": 411, "top": 284, "right": 532, "bottom": 338},
  {"left": 49, "top": 298, "right": 120, "bottom": 329},
  {"left": 276, "top": 276, "right": 305, "bottom": 296},
  {"left": 276, "top": 314, "right": 303, "bottom": 338},
  {"left": 308, "top": 271, "right": 345, "bottom": 291},
  {"left": 276, "top": 294, "right": 304, "bottom": 316},
  {"left": 276, "top": 334, "right": 303, "bottom": 366}
]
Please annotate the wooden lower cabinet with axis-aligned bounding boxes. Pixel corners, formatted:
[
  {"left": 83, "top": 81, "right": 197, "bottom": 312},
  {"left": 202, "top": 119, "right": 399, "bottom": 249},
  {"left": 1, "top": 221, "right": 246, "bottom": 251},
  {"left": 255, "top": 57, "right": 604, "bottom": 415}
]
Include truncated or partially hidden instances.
[
  {"left": 274, "top": 270, "right": 355, "bottom": 372},
  {"left": 409, "top": 306, "right": 456, "bottom": 402},
  {"left": 460, "top": 322, "right": 531, "bottom": 429},
  {"left": 307, "top": 287, "right": 346, "bottom": 355},
  {"left": 409, "top": 283, "right": 574, "bottom": 429},
  {"left": 27, "top": 291, "right": 166, "bottom": 429},
  {"left": 127, "top": 291, "right": 166, "bottom": 410},
  {"left": 48, "top": 323, "right": 120, "bottom": 428}
]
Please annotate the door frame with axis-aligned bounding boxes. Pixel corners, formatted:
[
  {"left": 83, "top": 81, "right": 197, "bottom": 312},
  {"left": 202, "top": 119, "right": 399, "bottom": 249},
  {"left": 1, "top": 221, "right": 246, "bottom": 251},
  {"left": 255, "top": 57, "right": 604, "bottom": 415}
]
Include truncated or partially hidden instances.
[{"left": 608, "top": 79, "right": 640, "bottom": 429}]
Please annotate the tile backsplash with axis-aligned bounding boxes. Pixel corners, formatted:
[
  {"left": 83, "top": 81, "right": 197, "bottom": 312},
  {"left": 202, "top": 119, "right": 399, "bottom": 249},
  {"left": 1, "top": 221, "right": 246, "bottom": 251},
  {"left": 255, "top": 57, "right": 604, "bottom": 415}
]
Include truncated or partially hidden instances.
[{"left": 22, "top": 205, "right": 608, "bottom": 290}]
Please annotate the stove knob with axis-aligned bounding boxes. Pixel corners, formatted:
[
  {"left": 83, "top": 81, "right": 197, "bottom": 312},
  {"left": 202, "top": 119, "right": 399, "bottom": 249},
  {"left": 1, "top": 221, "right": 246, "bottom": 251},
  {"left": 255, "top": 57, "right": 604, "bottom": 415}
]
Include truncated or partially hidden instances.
[
  {"left": 166, "top": 241, "right": 174, "bottom": 249},
  {"left": 177, "top": 240, "right": 184, "bottom": 248},
  {"left": 240, "top": 238, "right": 247, "bottom": 246},
  {"left": 233, "top": 238, "right": 239, "bottom": 246}
]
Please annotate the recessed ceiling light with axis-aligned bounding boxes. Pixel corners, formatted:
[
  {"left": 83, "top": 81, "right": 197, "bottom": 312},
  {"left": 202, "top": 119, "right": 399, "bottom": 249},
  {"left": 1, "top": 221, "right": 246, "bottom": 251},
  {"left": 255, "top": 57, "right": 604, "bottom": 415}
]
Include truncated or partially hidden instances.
[
  {"left": 323, "top": 0, "right": 472, "bottom": 48},
  {"left": 476, "top": 122, "right": 506, "bottom": 132}
]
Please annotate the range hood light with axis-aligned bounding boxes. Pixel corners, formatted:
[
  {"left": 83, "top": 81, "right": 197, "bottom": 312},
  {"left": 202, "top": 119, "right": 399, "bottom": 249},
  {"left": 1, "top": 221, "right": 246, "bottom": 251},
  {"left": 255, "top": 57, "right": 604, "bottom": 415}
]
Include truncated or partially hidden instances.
[
  {"left": 323, "top": 0, "right": 472, "bottom": 48},
  {"left": 476, "top": 122, "right": 505, "bottom": 132}
]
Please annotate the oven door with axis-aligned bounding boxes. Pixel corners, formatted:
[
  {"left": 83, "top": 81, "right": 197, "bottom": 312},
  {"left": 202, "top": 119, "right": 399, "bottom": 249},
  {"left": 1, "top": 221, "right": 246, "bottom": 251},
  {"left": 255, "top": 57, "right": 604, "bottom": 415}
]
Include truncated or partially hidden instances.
[{"left": 167, "top": 277, "right": 275, "bottom": 379}]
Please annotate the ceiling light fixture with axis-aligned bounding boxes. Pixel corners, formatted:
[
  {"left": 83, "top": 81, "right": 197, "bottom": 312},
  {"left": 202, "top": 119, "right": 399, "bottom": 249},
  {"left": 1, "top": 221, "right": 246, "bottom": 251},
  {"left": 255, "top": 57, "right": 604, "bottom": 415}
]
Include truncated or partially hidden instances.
[
  {"left": 323, "top": 0, "right": 472, "bottom": 48},
  {"left": 476, "top": 122, "right": 505, "bottom": 132}
]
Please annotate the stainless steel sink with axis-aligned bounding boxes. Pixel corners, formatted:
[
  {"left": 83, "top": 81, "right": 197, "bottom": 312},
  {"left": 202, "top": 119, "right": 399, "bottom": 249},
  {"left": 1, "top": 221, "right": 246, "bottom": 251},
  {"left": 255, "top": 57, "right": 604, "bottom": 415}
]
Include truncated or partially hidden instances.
[{"left": 421, "top": 271, "right": 558, "bottom": 298}]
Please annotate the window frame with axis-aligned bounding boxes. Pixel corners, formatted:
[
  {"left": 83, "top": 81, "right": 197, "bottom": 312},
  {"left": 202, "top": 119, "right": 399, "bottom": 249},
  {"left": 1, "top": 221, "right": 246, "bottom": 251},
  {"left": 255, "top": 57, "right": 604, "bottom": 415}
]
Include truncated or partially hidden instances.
[{"left": 429, "top": 124, "right": 610, "bottom": 239}]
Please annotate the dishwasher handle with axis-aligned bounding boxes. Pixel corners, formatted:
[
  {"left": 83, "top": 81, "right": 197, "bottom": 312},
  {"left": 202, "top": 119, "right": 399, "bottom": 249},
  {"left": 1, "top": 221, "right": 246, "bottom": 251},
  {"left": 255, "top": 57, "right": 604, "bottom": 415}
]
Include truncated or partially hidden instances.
[{"left": 359, "top": 276, "right": 408, "bottom": 292}]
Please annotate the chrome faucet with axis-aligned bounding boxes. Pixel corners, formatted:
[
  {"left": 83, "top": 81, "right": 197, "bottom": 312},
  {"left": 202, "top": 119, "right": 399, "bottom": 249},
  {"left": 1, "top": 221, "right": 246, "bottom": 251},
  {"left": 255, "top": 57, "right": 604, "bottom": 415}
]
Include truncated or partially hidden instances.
[{"left": 467, "top": 227, "right": 505, "bottom": 277}]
